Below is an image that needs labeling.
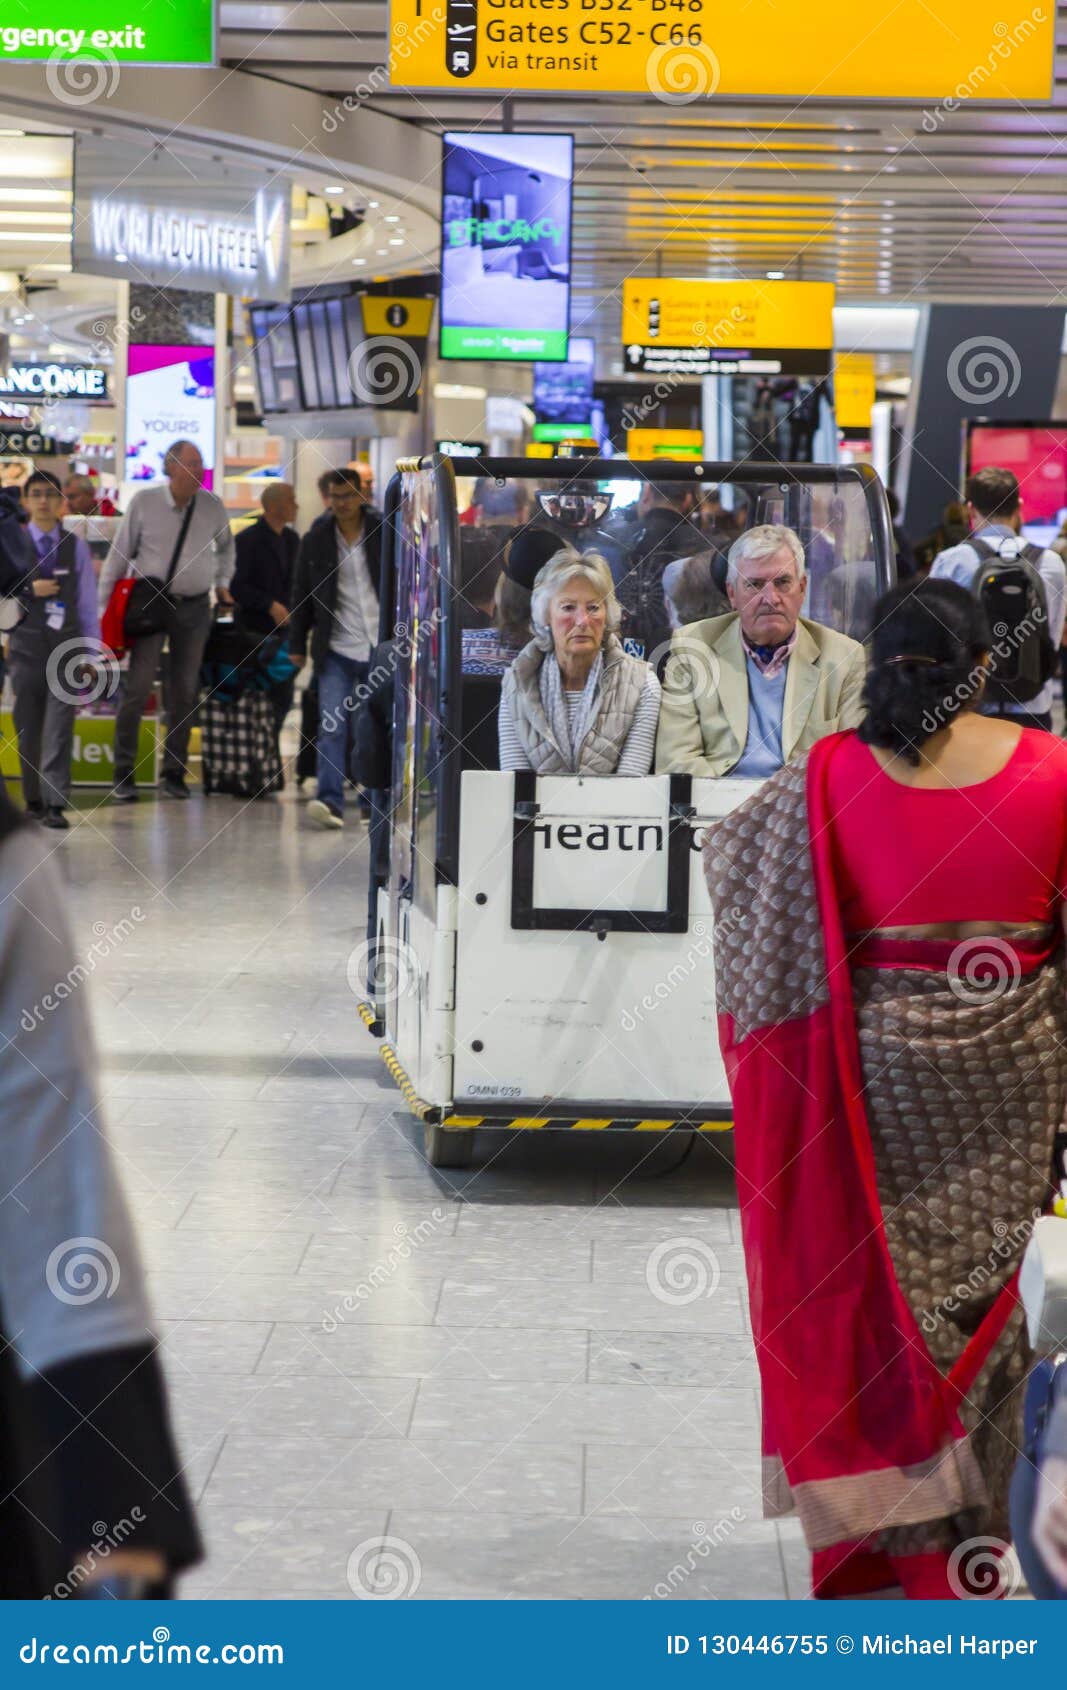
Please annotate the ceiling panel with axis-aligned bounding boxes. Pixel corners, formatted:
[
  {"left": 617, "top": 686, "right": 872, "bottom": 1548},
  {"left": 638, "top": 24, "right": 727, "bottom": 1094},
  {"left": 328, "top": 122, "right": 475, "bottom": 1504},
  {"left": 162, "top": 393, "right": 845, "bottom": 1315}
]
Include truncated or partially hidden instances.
[{"left": 218, "top": 0, "right": 1067, "bottom": 321}]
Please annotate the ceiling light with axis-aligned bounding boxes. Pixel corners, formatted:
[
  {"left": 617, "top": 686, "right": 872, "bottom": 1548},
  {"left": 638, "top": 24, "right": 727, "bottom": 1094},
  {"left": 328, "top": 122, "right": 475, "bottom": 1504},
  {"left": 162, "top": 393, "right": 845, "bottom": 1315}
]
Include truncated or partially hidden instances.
[
  {"left": 368, "top": 200, "right": 379, "bottom": 209},
  {"left": 765, "top": 270, "right": 785, "bottom": 279},
  {"left": 353, "top": 257, "right": 366, "bottom": 266},
  {"left": 384, "top": 215, "right": 400, "bottom": 223},
  {"left": 324, "top": 183, "right": 344, "bottom": 194},
  {"left": 114, "top": 251, "right": 128, "bottom": 262},
  {"left": 376, "top": 248, "right": 387, "bottom": 255},
  {"left": 0, "top": 188, "right": 70, "bottom": 204},
  {"left": 388, "top": 237, "right": 403, "bottom": 245}
]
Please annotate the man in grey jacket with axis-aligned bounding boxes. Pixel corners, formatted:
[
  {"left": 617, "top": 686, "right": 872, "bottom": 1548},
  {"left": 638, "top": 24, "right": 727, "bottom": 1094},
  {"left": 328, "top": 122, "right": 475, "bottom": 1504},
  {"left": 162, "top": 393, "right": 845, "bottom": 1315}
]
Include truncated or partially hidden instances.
[{"left": 99, "top": 441, "right": 234, "bottom": 801}]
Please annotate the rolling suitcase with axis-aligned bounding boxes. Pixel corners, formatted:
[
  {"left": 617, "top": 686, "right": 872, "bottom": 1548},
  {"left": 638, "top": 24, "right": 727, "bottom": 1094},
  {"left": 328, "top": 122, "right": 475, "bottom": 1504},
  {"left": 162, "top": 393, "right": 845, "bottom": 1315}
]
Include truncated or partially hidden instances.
[{"left": 201, "top": 688, "right": 282, "bottom": 798}]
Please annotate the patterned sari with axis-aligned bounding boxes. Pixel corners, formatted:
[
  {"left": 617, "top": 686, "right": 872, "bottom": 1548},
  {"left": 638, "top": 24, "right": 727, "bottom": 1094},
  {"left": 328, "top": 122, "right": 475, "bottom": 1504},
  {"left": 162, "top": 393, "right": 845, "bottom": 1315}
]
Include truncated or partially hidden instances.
[{"left": 704, "top": 733, "right": 1065, "bottom": 1599}]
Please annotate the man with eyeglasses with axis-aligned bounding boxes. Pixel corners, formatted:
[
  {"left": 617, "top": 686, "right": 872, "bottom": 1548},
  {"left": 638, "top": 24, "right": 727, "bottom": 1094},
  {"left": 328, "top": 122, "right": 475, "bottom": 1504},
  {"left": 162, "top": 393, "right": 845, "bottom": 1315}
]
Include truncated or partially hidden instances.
[
  {"left": 288, "top": 468, "right": 384, "bottom": 828},
  {"left": 655, "top": 523, "right": 866, "bottom": 778}
]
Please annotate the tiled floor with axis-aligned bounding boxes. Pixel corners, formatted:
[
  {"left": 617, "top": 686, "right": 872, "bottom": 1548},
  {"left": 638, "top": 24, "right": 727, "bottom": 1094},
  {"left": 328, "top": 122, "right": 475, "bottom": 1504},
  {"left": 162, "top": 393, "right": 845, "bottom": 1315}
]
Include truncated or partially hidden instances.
[{"left": 53, "top": 773, "right": 796, "bottom": 1602}]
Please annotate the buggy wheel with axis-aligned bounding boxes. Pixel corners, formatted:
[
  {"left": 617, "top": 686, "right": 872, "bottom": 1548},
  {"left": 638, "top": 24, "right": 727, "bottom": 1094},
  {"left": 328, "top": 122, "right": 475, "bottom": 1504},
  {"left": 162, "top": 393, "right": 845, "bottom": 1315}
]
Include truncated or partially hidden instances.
[{"left": 423, "top": 1123, "right": 475, "bottom": 1168}]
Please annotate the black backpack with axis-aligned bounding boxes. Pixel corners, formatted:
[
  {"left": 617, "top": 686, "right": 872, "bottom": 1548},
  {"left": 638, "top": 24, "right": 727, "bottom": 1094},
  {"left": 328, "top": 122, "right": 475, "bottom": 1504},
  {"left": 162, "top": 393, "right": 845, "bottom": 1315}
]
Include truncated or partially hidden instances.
[{"left": 967, "top": 536, "right": 1056, "bottom": 705}]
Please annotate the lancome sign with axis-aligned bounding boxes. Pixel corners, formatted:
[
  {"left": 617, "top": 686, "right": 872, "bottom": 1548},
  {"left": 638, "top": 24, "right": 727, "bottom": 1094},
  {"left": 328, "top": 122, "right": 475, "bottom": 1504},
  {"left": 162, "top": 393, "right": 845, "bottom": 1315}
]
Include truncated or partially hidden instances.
[
  {"left": 73, "top": 136, "right": 291, "bottom": 298},
  {"left": 0, "top": 362, "right": 107, "bottom": 400}
]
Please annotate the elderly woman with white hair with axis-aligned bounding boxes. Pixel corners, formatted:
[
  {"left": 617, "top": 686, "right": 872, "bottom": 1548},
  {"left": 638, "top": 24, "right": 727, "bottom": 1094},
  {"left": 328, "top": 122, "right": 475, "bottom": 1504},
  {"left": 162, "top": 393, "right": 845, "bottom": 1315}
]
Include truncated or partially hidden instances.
[{"left": 498, "top": 546, "right": 661, "bottom": 775}]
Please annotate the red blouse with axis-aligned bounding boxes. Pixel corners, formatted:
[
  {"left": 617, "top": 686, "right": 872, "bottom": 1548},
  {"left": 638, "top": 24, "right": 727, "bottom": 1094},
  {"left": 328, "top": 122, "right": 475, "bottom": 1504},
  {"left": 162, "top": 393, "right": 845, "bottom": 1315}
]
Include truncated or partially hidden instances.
[{"left": 824, "top": 728, "right": 1067, "bottom": 932}]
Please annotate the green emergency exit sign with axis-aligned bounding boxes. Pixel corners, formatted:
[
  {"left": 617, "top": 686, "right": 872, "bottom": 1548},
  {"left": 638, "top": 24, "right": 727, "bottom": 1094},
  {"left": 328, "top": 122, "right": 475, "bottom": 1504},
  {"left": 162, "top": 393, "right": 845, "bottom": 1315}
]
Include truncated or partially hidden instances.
[{"left": 0, "top": 4, "right": 214, "bottom": 63}]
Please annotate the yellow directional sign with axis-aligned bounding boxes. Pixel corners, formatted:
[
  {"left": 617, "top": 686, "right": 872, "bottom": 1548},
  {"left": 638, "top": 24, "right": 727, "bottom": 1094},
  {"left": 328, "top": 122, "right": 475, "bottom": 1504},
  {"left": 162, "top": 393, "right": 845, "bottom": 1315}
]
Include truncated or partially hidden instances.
[
  {"left": 626, "top": 428, "right": 704, "bottom": 460},
  {"left": 834, "top": 353, "right": 876, "bottom": 432},
  {"left": 388, "top": 0, "right": 1053, "bottom": 99},
  {"left": 621, "top": 278, "right": 834, "bottom": 377}
]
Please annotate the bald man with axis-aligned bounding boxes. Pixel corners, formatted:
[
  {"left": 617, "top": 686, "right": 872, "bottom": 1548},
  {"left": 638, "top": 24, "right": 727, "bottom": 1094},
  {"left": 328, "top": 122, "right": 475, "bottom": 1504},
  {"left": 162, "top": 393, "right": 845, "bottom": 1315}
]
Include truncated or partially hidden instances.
[{"left": 231, "top": 483, "right": 299, "bottom": 636}]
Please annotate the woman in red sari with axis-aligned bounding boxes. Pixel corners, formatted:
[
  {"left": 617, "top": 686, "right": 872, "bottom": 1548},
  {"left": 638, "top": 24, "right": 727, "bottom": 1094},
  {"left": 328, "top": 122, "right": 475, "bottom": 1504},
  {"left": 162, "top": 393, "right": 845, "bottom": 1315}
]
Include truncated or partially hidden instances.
[{"left": 705, "top": 579, "right": 1067, "bottom": 1600}]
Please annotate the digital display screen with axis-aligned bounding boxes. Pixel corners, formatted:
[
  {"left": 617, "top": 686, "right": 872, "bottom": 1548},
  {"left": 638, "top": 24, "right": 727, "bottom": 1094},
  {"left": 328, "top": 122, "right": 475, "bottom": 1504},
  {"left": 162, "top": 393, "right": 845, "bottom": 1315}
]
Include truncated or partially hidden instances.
[
  {"left": 327, "top": 298, "right": 352, "bottom": 406},
  {"left": 125, "top": 344, "right": 215, "bottom": 490},
  {"left": 307, "top": 300, "right": 335, "bottom": 409},
  {"left": 249, "top": 306, "right": 302, "bottom": 413},
  {"left": 966, "top": 422, "right": 1067, "bottom": 527},
  {"left": 249, "top": 289, "right": 428, "bottom": 412},
  {"left": 292, "top": 303, "right": 320, "bottom": 410},
  {"left": 533, "top": 336, "right": 594, "bottom": 423},
  {"left": 440, "top": 130, "right": 573, "bottom": 363}
]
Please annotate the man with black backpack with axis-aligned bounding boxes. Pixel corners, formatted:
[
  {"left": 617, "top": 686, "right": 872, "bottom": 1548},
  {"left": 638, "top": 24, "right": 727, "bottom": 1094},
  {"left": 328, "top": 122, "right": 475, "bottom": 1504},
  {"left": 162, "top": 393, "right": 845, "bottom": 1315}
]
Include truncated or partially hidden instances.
[{"left": 928, "top": 466, "right": 1065, "bottom": 731}]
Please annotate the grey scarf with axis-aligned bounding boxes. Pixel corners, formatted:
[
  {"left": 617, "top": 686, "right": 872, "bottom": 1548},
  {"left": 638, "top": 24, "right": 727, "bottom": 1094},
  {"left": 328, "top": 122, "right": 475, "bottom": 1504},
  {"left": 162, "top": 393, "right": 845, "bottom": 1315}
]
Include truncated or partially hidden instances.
[{"left": 538, "top": 649, "right": 604, "bottom": 770}]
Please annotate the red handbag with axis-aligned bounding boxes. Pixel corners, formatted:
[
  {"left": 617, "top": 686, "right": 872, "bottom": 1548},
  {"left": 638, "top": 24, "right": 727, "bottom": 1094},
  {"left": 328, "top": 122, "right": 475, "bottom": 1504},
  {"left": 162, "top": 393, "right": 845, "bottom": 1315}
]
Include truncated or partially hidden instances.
[{"left": 100, "top": 575, "right": 136, "bottom": 657}]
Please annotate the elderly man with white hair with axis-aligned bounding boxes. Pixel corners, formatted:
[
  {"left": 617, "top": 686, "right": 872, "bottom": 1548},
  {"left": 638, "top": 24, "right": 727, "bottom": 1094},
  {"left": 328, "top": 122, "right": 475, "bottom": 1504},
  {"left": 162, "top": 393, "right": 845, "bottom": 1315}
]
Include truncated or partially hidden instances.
[{"left": 655, "top": 523, "right": 866, "bottom": 779}]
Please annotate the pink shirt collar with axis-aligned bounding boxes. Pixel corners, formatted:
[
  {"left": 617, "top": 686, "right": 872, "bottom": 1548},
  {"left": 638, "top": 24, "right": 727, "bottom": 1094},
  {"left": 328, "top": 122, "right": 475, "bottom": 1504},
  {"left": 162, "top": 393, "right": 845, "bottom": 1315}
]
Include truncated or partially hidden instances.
[{"left": 740, "top": 623, "right": 798, "bottom": 679}]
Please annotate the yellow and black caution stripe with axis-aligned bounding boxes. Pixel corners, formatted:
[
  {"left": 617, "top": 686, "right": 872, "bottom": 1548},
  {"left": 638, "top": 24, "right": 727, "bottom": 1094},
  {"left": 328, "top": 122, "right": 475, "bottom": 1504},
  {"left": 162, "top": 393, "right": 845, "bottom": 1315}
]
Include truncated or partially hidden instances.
[
  {"left": 356, "top": 1001, "right": 384, "bottom": 1035},
  {"left": 441, "top": 1115, "right": 733, "bottom": 1133},
  {"left": 378, "top": 1043, "right": 436, "bottom": 1121},
  {"left": 357, "top": 1002, "right": 436, "bottom": 1118},
  {"left": 357, "top": 1003, "right": 733, "bottom": 1132}
]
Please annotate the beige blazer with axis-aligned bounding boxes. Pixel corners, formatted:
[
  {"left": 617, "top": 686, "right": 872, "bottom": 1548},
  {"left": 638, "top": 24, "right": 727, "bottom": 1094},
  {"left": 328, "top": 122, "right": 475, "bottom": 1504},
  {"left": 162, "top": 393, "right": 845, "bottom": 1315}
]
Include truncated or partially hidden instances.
[{"left": 654, "top": 612, "right": 867, "bottom": 779}]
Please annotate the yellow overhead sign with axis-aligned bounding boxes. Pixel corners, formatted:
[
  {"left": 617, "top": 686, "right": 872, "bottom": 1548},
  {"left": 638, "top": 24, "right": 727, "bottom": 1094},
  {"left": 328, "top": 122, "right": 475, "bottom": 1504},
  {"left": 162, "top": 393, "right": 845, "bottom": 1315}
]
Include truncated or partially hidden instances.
[
  {"left": 621, "top": 279, "right": 834, "bottom": 377},
  {"left": 834, "top": 353, "right": 876, "bottom": 432},
  {"left": 359, "top": 296, "right": 435, "bottom": 338},
  {"left": 626, "top": 429, "right": 704, "bottom": 461},
  {"left": 388, "top": 0, "right": 1052, "bottom": 99}
]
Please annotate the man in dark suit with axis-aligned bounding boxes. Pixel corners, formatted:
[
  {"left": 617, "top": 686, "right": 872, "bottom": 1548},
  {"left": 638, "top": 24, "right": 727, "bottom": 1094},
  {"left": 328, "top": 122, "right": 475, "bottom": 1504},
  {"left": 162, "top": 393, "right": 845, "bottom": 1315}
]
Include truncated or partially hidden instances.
[
  {"left": 231, "top": 482, "right": 300, "bottom": 756},
  {"left": 232, "top": 482, "right": 299, "bottom": 634},
  {"left": 288, "top": 467, "right": 384, "bottom": 829}
]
